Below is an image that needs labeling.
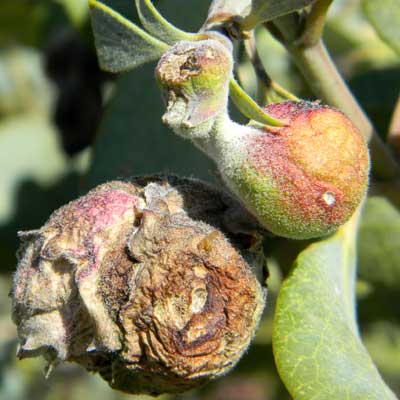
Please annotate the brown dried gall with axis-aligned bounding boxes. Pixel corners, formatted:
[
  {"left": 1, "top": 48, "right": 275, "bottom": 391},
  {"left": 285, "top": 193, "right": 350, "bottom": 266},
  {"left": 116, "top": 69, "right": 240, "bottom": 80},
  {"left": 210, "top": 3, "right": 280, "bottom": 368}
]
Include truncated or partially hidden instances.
[{"left": 11, "top": 176, "right": 266, "bottom": 395}]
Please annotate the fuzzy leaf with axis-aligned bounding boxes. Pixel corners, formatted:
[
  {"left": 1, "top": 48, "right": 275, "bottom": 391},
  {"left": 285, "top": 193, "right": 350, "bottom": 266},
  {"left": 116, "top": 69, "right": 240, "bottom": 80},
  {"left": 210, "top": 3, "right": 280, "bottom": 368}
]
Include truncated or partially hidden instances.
[
  {"left": 89, "top": 0, "right": 169, "bottom": 73},
  {"left": 204, "top": 0, "right": 315, "bottom": 30},
  {"left": 242, "top": 0, "right": 316, "bottom": 29},
  {"left": 273, "top": 211, "right": 397, "bottom": 399},
  {"left": 135, "top": 0, "right": 198, "bottom": 44},
  {"left": 363, "top": 0, "right": 400, "bottom": 55}
]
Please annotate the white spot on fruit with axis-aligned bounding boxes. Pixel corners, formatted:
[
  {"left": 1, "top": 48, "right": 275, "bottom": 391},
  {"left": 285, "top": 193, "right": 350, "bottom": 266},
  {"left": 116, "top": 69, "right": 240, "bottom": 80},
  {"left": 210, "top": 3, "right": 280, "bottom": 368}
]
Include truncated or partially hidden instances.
[{"left": 322, "top": 191, "right": 336, "bottom": 206}]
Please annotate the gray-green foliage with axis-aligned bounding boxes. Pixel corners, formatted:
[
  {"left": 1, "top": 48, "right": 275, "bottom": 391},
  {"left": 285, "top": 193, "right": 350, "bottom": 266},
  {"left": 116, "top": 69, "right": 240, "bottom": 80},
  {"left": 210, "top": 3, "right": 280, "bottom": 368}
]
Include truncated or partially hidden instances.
[
  {"left": 242, "top": 0, "right": 316, "bottom": 29},
  {"left": 205, "top": 0, "right": 316, "bottom": 29},
  {"left": 89, "top": 0, "right": 168, "bottom": 72}
]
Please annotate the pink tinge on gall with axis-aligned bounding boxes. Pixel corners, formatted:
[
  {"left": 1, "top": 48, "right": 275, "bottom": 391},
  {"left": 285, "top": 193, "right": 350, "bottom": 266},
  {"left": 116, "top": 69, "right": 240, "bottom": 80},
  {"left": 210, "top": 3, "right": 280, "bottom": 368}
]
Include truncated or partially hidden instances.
[{"left": 11, "top": 177, "right": 266, "bottom": 395}]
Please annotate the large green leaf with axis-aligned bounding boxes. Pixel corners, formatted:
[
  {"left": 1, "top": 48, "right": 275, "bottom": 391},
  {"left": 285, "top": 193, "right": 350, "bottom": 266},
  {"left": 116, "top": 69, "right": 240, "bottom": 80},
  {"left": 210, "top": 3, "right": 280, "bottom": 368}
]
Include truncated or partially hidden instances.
[
  {"left": 363, "top": 0, "right": 400, "bottom": 56},
  {"left": 89, "top": 0, "right": 169, "bottom": 73},
  {"left": 273, "top": 211, "right": 397, "bottom": 399}
]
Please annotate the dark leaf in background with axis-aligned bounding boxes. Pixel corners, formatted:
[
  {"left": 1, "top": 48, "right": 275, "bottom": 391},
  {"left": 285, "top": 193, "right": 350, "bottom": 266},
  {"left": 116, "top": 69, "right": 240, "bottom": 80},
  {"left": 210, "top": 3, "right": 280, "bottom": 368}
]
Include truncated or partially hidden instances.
[
  {"left": 0, "top": 174, "right": 80, "bottom": 273},
  {"left": 135, "top": 0, "right": 197, "bottom": 44},
  {"left": 85, "top": 61, "right": 216, "bottom": 189},
  {"left": 349, "top": 68, "right": 400, "bottom": 137},
  {"left": 45, "top": 29, "right": 112, "bottom": 156}
]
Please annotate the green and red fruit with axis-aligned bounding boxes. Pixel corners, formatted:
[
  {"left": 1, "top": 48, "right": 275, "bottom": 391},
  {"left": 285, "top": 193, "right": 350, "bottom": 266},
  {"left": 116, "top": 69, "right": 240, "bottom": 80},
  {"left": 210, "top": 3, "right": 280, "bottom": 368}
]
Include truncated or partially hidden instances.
[
  {"left": 153, "top": 38, "right": 369, "bottom": 240},
  {"left": 216, "top": 101, "right": 370, "bottom": 239}
]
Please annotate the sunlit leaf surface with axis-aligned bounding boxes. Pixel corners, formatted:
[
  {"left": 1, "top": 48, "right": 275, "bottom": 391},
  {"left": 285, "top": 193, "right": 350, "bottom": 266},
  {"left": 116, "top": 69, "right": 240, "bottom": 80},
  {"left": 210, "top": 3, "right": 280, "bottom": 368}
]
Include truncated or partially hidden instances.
[{"left": 273, "top": 211, "right": 397, "bottom": 399}]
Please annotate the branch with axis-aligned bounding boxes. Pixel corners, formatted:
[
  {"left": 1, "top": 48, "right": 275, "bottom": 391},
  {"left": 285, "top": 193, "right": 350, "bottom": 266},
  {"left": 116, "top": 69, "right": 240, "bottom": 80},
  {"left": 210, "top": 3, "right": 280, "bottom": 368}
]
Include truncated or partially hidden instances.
[
  {"left": 243, "top": 32, "right": 299, "bottom": 105},
  {"left": 296, "top": 0, "right": 333, "bottom": 47}
]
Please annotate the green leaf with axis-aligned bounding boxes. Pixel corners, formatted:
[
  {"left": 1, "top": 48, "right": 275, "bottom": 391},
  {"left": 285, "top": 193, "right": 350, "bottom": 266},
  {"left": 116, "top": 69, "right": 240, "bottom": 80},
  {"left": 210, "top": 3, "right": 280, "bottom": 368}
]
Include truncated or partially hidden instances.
[
  {"left": 204, "top": 0, "right": 316, "bottom": 30},
  {"left": 273, "top": 211, "right": 397, "bottom": 399},
  {"left": 242, "top": 0, "right": 316, "bottom": 30},
  {"left": 89, "top": 0, "right": 169, "bottom": 73},
  {"left": 229, "top": 78, "right": 286, "bottom": 126},
  {"left": 363, "top": 0, "right": 400, "bottom": 56},
  {"left": 134, "top": 0, "right": 198, "bottom": 45},
  {"left": 358, "top": 196, "right": 400, "bottom": 289}
]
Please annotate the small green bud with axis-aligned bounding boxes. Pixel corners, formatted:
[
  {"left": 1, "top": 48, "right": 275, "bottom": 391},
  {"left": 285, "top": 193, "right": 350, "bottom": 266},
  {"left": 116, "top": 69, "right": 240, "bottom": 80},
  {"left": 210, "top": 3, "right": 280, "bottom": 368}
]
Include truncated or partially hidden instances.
[{"left": 155, "top": 38, "right": 232, "bottom": 139}]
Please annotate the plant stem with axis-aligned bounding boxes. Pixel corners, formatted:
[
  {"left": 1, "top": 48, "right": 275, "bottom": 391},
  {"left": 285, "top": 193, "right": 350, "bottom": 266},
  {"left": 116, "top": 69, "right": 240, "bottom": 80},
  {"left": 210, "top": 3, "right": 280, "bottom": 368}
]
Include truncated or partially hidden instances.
[
  {"left": 297, "top": 0, "right": 333, "bottom": 47},
  {"left": 244, "top": 33, "right": 299, "bottom": 105},
  {"left": 271, "top": 17, "right": 400, "bottom": 180}
]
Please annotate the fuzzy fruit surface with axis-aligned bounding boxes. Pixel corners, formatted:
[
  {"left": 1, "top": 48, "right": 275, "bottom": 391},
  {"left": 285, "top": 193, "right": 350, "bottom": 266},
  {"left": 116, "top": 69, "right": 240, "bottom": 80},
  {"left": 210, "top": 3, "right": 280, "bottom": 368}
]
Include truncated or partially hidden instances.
[
  {"left": 11, "top": 176, "right": 266, "bottom": 395},
  {"left": 221, "top": 101, "right": 370, "bottom": 239}
]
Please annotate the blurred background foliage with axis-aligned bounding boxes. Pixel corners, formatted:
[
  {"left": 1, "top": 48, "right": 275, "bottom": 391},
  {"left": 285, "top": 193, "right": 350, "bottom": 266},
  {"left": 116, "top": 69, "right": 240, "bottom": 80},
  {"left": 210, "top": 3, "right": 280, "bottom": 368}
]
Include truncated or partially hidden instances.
[{"left": 0, "top": 0, "right": 399, "bottom": 399}]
